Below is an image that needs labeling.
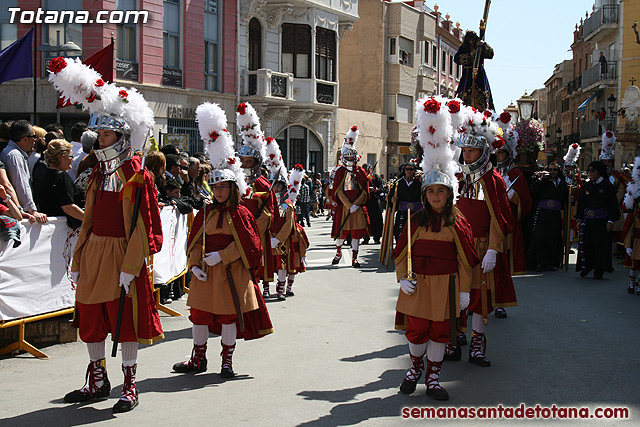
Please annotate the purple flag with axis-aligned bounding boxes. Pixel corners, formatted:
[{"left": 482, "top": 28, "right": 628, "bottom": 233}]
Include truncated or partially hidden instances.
[{"left": 0, "top": 28, "right": 34, "bottom": 85}]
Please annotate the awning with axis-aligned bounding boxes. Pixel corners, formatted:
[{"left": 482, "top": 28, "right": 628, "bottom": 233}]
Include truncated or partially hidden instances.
[{"left": 577, "top": 91, "right": 600, "bottom": 112}]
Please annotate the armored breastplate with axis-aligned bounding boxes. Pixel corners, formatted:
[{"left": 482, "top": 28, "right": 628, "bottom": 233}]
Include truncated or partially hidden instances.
[
  {"left": 96, "top": 150, "right": 132, "bottom": 191},
  {"left": 344, "top": 172, "right": 359, "bottom": 191},
  {"left": 460, "top": 165, "right": 491, "bottom": 201}
]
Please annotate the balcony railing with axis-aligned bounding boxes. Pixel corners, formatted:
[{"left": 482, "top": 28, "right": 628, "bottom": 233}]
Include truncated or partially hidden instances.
[
  {"left": 579, "top": 118, "right": 615, "bottom": 139},
  {"left": 244, "top": 69, "right": 294, "bottom": 99},
  {"left": 316, "top": 81, "right": 337, "bottom": 104},
  {"left": 583, "top": 5, "right": 619, "bottom": 39},
  {"left": 567, "top": 75, "right": 582, "bottom": 95},
  {"left": 581, "top": 61, "right": 616, "bottom": 89}
]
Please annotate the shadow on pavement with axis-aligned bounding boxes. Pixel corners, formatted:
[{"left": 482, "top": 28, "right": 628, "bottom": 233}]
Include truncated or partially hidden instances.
[
  {"left": 0, "top": 405, "right": 116, "bottom": 426},
  {"left": 340, "top": 343, "right": 406, "bottom": 362}
]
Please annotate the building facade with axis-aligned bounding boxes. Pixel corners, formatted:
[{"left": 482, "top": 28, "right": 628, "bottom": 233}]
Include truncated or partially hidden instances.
[
  {"left": 544, "top": 60, "right": 573, "bottom": 161},
  {"left": 1, "top": 0, "right": 241, "bottom": 153},
  {"left": 237, "top": 0, "right": 358, "bottom": 175},
  {"left": 338, "top": 0, "right": 465, "bottom": 177}
]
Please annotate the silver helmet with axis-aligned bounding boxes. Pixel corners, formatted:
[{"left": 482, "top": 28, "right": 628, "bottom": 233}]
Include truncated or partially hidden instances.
[
  {"left": 422, "top": 169, "right": 454, "bottom": 192},
  {"left": 341, "top": 146, "right": 358, "bottom": 168},
  {"left": 456, "top": 133, "right": 490, "bottom": 174},
  {"left": 237, "top": 145, "right": 263, "bottom": 183},
  {"left": 89, "top": 111, "right": 132, "bottom": 172},
  {"left": 208, "top": 168, "right": 237, "bottom": 185}
]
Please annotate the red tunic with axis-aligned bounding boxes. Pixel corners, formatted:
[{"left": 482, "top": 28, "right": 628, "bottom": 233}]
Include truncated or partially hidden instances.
[{"left": 331, "top": 165, "right": 371, "bottom": 239}]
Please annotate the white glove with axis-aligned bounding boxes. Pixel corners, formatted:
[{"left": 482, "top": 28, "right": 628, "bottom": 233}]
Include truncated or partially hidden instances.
[
  {"left": 481, "top": 249, "right": 498, "bottom": 273},
  {"left": 204, "top": 251, "right": 222, "bottom": 266},
  {"left": 70, "top": 271, "right": 79, "bottom": 285},
  {"left": 507, "top": 188, "right": 515, "bottom": 200},
  {"left": 459, "top": 292, "right": 470, "bottom": 311},
  {"left": 399, "top": 279, "right": 417, "bottom": 295},
  {"left": 119, "top": 272, "right": 135, "bottom": 294},
  {"left": 191, "top": 266, "right": 208, "bottom": 281},
  {"left": 301, "top": 256, "right": 307, "bottom": 267},
  {"left": 627, "top": 247, "right": 633, "bottom": 257},
  {"left": 270, "top": 237, "right": 280, "bottom": 249},
  {"left": 349, "top": 204, "right": 360, "bottom": 213}
]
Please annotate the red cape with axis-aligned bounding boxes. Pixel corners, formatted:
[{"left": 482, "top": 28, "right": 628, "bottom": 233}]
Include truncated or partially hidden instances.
[{"left": 506, "top": 167, "right": 532, "bottom": 275}]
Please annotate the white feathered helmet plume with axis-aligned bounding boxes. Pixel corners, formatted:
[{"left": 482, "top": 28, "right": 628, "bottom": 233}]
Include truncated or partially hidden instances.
[
  {"left": 624, "top": 157, "right": 640, "bottom": 209},
  {"left": 341, "top": 125, "right": 359, "bottom": 158},
  {"left": 563, "top": 143, "right": 581, "bottom": 166},
  {"left": 416, "top": 95, "right": 459, "bottom": 202},
  {"left": 496, "top": 110, "right": 513, "bottom": 131},
  {"left": 236, "top": 102, "right": 266, "bottom": 163},
  {"left": 600, "top": 130, "right": 616, "bottom": 160},
  {"left": 500, "top": 128, "right": 519, "bottom": 159},
  {"left": 47, "top": 56, "right": 154, "bottom": 151},
  {"left": 196, "top": 102, "right": 248, "bottom": 196},
  {"left": 286, "top": 164, "right": 305, "bottom": 205},
  {"left": 265, "top": 136, "right": 288, "bottom": 184}
]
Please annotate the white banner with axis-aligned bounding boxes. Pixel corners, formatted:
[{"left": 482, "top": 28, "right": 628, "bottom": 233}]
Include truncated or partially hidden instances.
[
  {"left": 152, "top": 206, "right": 190, "bottom": 284},
  {"left": 0, "top": 207, "right": 190, "bottom": 321},
  {"left": 0, "top": 217, "right": 78, "bottom": 321}
]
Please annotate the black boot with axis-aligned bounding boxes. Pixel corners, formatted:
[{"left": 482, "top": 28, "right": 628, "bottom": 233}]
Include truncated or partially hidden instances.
[
  {"left": 468, "top": 331, "right": 491, "bottom": 367},
  {"left": 64, "top": 359, "right": 111, "bottom": 403},
  {"left": 425, "top": 359, "right": 449, "bottom": 401},
  {"left": 399, "top": 353, "right": 424, "bottom": 395},
  {"left": 113, "top": 364, "right": 138, "bottom": 413},
  {"left": 220, "top": 343, "right": 236, "bottom": 378},
  {"left": 173, "top": 344, "right": 208, "bottom": 373}
]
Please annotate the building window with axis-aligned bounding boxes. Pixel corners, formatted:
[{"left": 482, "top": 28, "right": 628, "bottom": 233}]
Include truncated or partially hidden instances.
[
  {"left": 367, "top": 153, "right": 376, "bottom": 167},
  {"left": 116, "top": 0, "right": 137, "bottom": 62},
  {"left": 282, "top": 23, "right": 310, "bottom": 78},
  {"left": 163, "top": 0, "right": 180, "bottom": 69},
  {"left": 423, "top": 41, "right": 429, "bottom": 65},
  {"left": 248, "top": 18, "right": 261, "bottom": 71},
  {"left": 0, "top": 0, "right": 17, "bottom": 50},
  {"left": 204, "top": 41, "right": 217, "bottom": 91},
  {"left": 396, "top": 94, "right": 412, "bottom": 123},
  {"left": 442, "top": 51, "right": 447, "bottom": 74},
  {"left": 432, "top": 45, "right": 437, "bottom": 67},
  {"left": 387, "top": 94, "right": 396, "bottom": 120},
  {"left": 315, "top": 27, "right": 336, "bottom": 82},
  {"left": 398, "top": 37, "right": 413, "bottom": 66},
  {"left": 449, "top": 53, "right": 453, "bottom": 76},
  {"left": 389, "top": 37, "right": 396, "bottom": 60},
  {"left": 45, "top": 0, "right": 83, "bottom": 58},
  {"left": 204, "top": 0, "right": 219, "bottom": 91}
]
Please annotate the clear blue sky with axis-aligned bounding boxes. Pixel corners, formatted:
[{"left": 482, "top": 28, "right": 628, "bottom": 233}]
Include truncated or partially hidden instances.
[{"left": 432, "top": 0, "right": 594, "bottom": 111}]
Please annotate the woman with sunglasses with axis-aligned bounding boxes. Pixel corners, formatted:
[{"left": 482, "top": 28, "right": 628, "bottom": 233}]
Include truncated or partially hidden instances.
[{"left": 575, "top": 161, "right": 620, "bottom": 279}]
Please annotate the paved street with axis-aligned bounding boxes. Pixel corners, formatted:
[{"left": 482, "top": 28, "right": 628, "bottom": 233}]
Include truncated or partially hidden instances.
[{"left": 1, "top": 215, "right": 639, "bottom": 426}]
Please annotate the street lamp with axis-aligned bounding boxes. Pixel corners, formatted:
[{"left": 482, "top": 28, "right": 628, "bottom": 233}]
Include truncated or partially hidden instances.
[
  {"left": 517, "top": 91, "right": 536, "bottom": 121},
  {"left": 607, "top": 94, "right": 617, "bottom": 116},
  {"left": 504, "top": 101, "right": 519, "bottom": 124}
]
